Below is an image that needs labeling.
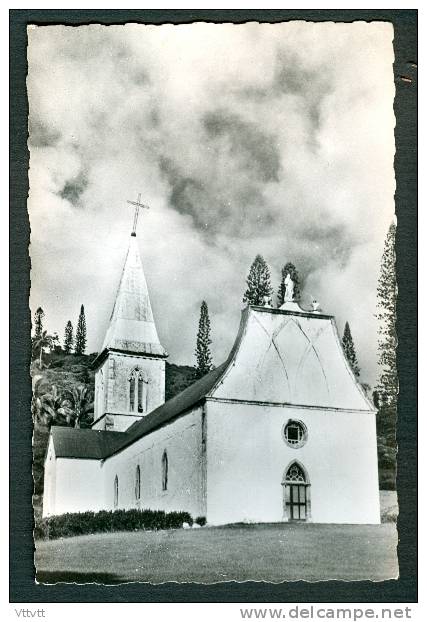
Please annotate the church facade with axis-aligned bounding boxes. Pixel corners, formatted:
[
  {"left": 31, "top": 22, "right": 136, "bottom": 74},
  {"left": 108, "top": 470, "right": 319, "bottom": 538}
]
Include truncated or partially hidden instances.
[{"left": 43, "top": 230, "right": 381, "bottom": 525}]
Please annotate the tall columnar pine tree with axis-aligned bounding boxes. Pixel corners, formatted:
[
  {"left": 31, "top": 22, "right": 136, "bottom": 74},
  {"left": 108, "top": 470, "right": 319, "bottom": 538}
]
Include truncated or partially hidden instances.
[
  {"left": 64, "top": 320, "right": 74, "bottom": 354},
  {"left": 195, "top": 301, "right": 213, "bottom": 379},
  {"left": 277, "top": 262, "right": 301, "bottom": 306},
  {"left": 75, "top": 305, "right": 87, "bottom": 355},
  {"left": 342, "top": 321, "right": 360, "bottom": 378},
  {"left": 243, "top": 255, "right": 273, "bottom": 306},
  {"left": 33, "top": 307, "right": 45, "bottom": 338},
  {"left": 31, "top": 307, "right": 54, "bottom": 366},
  {"left": 375, "top": 222, "right": 397, "bottom": 408}
]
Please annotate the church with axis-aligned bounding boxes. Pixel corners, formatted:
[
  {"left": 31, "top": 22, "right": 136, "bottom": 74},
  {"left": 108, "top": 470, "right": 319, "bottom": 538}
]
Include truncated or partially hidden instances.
[{"left": 42, "top": 214, "right": 381, "bottom": 525}]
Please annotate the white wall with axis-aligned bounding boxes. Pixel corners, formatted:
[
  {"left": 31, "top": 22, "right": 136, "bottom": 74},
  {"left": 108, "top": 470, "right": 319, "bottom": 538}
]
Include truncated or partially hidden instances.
[
  {"left": 93, "top": 357, "right": 108, "bottom": 426},
  {"left": 44, "top": 456, "right": 105, "bottom": 516},
  {"left": 101, "top": 407, "right": 205, "bottom": 518},
  {"left": 42, "top": 436, "right": 56, "bottom": 517},
  {"left": 206, "top": 400, "right": 380, "bottom": 525}
]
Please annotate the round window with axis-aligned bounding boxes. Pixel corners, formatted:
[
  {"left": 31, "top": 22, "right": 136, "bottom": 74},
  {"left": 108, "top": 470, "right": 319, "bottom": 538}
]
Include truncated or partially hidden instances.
[{"left": 283, "top": 420, "right": 307, "bottom": 448}]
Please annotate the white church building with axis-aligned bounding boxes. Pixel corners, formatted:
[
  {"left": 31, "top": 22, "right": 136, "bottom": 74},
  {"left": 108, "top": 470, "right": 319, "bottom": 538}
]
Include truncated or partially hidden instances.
[{"left": 43, "top": 226, "right": 381, "bottom": 525}]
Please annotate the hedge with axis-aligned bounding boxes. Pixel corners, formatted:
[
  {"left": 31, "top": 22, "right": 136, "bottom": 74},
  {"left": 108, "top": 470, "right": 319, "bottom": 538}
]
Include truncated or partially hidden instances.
[{"left": 35, "top": 508, "right": 195, "bottom": 540}]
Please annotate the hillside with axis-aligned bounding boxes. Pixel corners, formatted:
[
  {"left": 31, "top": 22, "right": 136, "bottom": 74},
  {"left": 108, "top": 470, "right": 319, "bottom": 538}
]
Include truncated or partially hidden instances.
[
  {"left": 32, "top": 351, "right": 196, "bottom": 407},
  {"left": 165, "top": 363, "right": 197, "bottom": 400}
]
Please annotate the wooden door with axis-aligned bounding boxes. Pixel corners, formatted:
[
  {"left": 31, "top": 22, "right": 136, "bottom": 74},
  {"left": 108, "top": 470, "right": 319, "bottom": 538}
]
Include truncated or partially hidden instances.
[{"left": 286, "top": 483, "right": 307, "bottom": 520}]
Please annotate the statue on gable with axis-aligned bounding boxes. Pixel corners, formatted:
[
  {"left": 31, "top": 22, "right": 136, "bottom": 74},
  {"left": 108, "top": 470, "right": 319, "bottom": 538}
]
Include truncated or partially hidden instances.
[
  {"left": 311, "top": 298, "right": 321, "bottom": 312},
  {"left": 284, "top": 273, "right": 294, "bottom": 302}
]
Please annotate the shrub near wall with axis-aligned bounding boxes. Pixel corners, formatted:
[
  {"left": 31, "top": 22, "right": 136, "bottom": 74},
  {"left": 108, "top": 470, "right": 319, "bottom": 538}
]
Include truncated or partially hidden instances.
[{"left": 35, "top": 509, "right": 194, "bottom": 540}]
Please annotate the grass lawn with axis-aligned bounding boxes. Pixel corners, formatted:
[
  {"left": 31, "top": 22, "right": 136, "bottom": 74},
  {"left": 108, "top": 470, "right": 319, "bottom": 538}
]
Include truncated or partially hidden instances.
[{"left": 35, "top": 522, "right": 398, "bottom": 584}]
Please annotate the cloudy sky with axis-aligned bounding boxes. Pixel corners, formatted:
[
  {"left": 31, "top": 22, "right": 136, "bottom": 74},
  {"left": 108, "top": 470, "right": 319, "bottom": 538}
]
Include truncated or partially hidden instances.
[{"left": 27, "top": 21, "right": 395, "bottom": 386}]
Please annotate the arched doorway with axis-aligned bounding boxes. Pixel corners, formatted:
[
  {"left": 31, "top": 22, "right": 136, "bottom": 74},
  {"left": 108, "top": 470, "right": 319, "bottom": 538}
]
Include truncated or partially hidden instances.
[{"left": 282, "top": 461, "right": 310, "bottom": 521}]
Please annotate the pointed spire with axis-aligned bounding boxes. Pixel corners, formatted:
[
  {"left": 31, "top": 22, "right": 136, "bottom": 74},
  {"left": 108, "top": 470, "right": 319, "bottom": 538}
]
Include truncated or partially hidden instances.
[{"left": 102, "top": 235, "right": 167, "bottom": 357}]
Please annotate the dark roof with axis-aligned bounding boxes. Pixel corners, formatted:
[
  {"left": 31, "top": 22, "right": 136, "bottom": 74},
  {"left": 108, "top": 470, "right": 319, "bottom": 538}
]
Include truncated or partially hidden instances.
[
  {"left": 117, "top": 307, "right": 253, "bottom": 453},
  {"left": 92, "top": 346, "right": 168, "bottom": 370},
  {"left": 50, "top": 427, "right": 125, "bottom": 459},
  {"left": 123, "top": 361, "right": 228, "bottom": 442},
  {"left": 50, "top": 307, "right": 250, "bottom": 460},
  {"left": 49, "top": 362, "right": 231, "bottom": 460}
]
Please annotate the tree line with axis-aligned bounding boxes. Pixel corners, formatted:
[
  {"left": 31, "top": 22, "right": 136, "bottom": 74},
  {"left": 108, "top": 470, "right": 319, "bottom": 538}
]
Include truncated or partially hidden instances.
[
  {"left": 194, "top": 255, "right": 366, "bottom": 382},
  {"left": 31, "top": 304, "right": 93, "bottom": 431},
  {"left": 32, "top": 304, "right": 88, "bottom": 367},
  {"left": 32, "top": 223, "right": 397, "bottom": 413}
]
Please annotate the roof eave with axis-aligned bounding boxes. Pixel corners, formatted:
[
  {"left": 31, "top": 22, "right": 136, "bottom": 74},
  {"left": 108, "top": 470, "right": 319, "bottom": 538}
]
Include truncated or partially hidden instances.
[
  {"left": 105, "top": 398, "right": 207, "bottom": 460},
  {"left": 249, "top": 304, "right": 334, "bottom": 321},
  {"left": 92, "top": 346, "right": 168, "bottom": 370}
]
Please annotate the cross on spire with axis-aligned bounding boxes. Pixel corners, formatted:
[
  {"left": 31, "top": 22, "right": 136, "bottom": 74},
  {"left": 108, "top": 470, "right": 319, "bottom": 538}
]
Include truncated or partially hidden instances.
[{"left": 126, "top": 193, "right": 150, "bottom": 236}]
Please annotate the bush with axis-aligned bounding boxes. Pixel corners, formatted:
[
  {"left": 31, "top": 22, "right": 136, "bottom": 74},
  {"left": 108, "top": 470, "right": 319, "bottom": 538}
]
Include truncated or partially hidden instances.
[
  {"left": 381, "top": 506, "right": 398, "bottom": 523},
  {"left": 35, "top": 508, "right": 194, "bottom": 540},
  {"left": 195, "top": 516, "right": 206, "bottom": 526}
]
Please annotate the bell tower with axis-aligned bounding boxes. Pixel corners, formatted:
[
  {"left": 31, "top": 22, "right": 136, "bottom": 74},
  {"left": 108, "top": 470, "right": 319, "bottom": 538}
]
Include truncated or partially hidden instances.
[{"left": 92, "top": 197, "right": 168, "bottom": 431}]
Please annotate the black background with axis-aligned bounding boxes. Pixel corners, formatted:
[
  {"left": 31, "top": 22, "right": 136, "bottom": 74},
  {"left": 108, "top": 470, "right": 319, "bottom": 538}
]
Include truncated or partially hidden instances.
[{"left": 10, "top": 9, "right": 417, "bottom": 603}]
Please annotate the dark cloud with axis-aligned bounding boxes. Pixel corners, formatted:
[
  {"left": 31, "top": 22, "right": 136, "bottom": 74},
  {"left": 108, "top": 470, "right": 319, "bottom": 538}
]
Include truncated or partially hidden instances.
[
  {"left": 28, "top": 119, "right": 61, "bottom": 148},
  {"left": 28, "top": 22, "right": 395, "bottom": 386},
  {"left": 157, "top": 110, "right": 282, "bottom": 238},
  {"left": 159, "top": 151, "right": 276, "bottom": 239},
  {"left": 158, "top": 157, "right": 222, "bottom": 233},
  {"left": 203, "top": 110, "right": 281, "bottom": 183},
  {"left": 130, "top": 67, "right": 150, "bottom": 86},
  {"left": 230, "top": 52, "right": 331, "bottom": 141},
  {"left": 274, "top": 52, "right": 331, "bottom": 99},
  {"left": 59, "top": 172, "right": 88, "bottom": 206},
  {"left": 170, "top": 176, "right": 205, "bottom": 220}
]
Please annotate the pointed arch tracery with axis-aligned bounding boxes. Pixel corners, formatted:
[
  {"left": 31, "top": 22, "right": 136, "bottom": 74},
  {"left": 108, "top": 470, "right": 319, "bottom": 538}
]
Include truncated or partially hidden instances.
[
  {"left": 283, "top": 460, "right": 309, "bottom": 484},
  {"left": 282, "top": 461, "right": 311, "bottom": 521}
]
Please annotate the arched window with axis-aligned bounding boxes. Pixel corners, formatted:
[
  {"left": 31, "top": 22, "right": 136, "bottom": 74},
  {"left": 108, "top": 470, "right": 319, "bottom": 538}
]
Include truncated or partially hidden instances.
[
  {"left": 138, "top": 377, "right": 144, "bottom": 413},
  {"left": 97, "top": 368, "right": 104, "bottom": 415},
  {"left": 129, "top": 377, "right": 136, "bottom": 411},
  {"left": 129, "top": 369, "right": 147, "bottom": 413},
  {"left": 282, "top": 462, "right": 310, "bottom": 521},
  {"left": 162, "top": 451, "right": 168, "bottom": 491},
  {"left": 135, "top": 465, "right": 141, "bottom": 502},
  {"left": 113, "top": 475, "right": 119, "bottom": 509}
]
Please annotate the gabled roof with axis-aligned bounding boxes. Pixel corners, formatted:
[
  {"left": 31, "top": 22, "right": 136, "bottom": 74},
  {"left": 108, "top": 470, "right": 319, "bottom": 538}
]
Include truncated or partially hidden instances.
[
  {"left": 50, "top": 427, "right": 125, "bottom": 460},
  {"left": 123, "top": 304, "right": 250, "bottom": 436},
  {"left": 50, "top": 303, "right": 373, "bottom": 462},
  {"left": 50, "top": 362, "right": 229, "bottom": 460},
  {"left": 122, "top": 361, "right": 228, "bottom": 444}
]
